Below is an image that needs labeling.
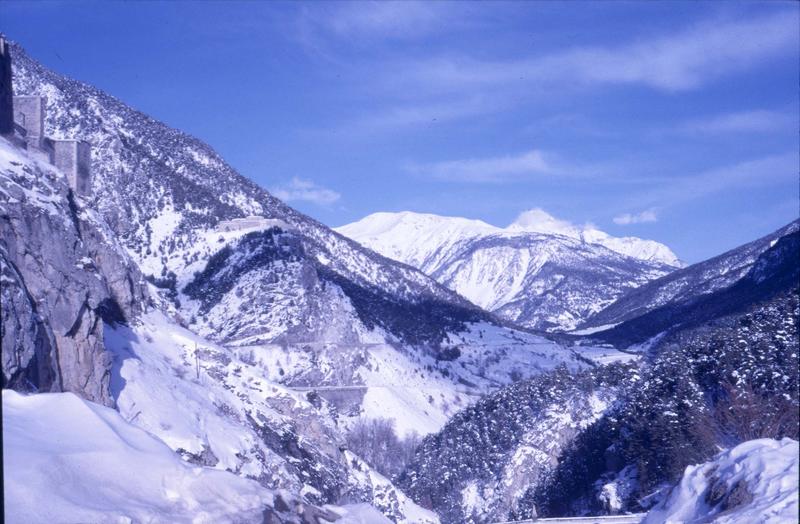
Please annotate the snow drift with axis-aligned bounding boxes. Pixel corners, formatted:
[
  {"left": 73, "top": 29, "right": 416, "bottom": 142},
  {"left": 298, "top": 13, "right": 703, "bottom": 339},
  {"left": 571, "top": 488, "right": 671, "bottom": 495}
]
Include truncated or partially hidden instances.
[
  {"left": 2, "top": 389, "right": 273, "bottom": 523},
  {"left": 645, "top": 438, "right": 799, "bottom": 524}
]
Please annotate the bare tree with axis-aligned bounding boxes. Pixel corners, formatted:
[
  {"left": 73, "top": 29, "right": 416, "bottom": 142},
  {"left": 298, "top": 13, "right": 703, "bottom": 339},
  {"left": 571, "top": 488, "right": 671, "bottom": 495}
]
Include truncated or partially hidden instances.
[
  {"left": 346, "top": 418, "right": 422, "bottom": 480},
  {"left": 693, "top": 381, "right": 799, "bottom": 449}
]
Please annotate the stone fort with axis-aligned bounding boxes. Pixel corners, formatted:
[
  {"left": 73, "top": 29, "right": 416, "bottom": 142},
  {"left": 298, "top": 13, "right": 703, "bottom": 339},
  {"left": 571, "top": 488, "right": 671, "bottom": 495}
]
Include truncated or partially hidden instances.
[{"left": 0, "top": 36, "right": 92, "bottom": 196}]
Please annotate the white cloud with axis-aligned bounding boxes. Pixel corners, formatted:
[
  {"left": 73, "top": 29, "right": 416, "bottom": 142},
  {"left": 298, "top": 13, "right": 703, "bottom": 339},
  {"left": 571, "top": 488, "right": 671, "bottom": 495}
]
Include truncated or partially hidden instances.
[
  {"left": 303, "top": 1, "right": 450, "bottom": 41},
  {"left": 331, "top": 1, "right": 442, "bottom": 39},
  {"left": 613, "top": 209, "right": 658, "bottom": 225},
  {"left": 621, "top": 152, "right": 799, "bottom": 211},
  {"left": 508, "top": 208, "right": 584, "bottom": 235},
  {"left": 409, "top": 149, "right": 552, "bottom": 183},
  {"left": 679, "top": 109, "right": 795, "bottom": 135},
  {"left": 346, "top": 95, "right": 496, "bottom": 132},
  {"left": 271, "top": 177, "right": 341, "bottom": 205},
  {"left": 393, "top": 10, "right": 797, "bottom": 95}
]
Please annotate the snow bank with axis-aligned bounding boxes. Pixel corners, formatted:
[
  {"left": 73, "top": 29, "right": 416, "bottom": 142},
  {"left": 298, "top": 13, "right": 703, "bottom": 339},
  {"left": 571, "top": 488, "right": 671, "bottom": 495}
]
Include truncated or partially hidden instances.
[
  {"left": 325, "top": 503, "right": 393, "bottom": 523},
  {"left": 644, "top": 438, "right": 799, "bottom": 524},
  {"left": 2, "top": 390, "right": 272, "bottom": 524}
]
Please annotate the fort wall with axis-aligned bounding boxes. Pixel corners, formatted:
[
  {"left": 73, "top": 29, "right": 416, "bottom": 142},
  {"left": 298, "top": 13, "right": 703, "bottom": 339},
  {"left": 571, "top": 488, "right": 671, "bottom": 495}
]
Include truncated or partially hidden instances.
[
  {"left": 13, "top": 96, "right": 44, "bottom": 148},
  {"left": 49, "top": 139, "right": 92, "bottom": 195}
]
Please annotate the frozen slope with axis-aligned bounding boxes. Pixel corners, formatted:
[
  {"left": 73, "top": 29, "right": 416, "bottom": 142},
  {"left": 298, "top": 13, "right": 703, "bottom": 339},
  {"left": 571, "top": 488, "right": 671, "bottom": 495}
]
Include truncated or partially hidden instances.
[
  {"left": 644, "top": 438, "right": 799, "bottom": 524},
  {"left": 2, "top": 388, "right": 417, "bottom": 524},
  {"left": 104, "top": 307, "right": 438, "bottom": 523},
  {"left": 338, "top": 210, "right": 679, "bottom": 330},
  {"left": 2, "top": 389, "right": 274, "bottom": 524}
]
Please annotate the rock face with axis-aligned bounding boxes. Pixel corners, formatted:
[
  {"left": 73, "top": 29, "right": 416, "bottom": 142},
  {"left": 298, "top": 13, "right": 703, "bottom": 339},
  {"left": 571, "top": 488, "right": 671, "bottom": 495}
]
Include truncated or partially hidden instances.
[
  {"left": 1, "top": 137, "right": 146, "bottom": 406},
  {"left": 337, "top": 211, "right": 678, "bottom": 331}
]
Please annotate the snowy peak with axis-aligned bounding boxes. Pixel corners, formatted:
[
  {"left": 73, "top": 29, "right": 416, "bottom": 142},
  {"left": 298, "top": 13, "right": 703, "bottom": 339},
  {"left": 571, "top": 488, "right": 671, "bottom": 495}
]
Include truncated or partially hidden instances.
[
  {"left": 340, "top": 211, "right": 500, "bottom": 239},
  {"left": 337, "top": 211, "right": 501, "bottom": 273},
  {"left": 507, "top": 208, "right": 584, "bottom": 237},
  {"left": 337, "top": 210, "right": 681, "bottom": 330},
  {"left": 508, "top": 208, "right": 682, "bottom": 267},
  {"left": 341, "top": 209, "right": 681, "bottom": 268}
]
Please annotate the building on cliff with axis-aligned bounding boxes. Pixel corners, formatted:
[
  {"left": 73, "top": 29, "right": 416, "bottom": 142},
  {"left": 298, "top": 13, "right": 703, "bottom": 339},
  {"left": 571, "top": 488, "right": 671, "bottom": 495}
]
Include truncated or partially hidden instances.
[{"left": 0, "top": 36, "right": 92, "bottom": 196}]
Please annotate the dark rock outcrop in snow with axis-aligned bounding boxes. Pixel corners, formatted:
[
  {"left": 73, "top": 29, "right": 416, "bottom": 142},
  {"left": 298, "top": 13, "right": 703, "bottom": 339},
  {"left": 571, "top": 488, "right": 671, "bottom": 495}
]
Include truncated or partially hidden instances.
[{"left": 1, "top": 137, "right": 147, "bottom": 405}]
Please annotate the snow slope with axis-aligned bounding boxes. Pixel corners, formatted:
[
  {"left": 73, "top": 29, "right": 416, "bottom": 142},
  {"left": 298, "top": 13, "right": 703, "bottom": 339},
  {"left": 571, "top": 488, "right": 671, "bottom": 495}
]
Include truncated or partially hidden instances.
[
  {"left": 104, "top": 307, "right": 438, "bottom": 523},
  {"left": 2, "top": 389, "right": 274, "bottom": 524},
  {"left": 583, "top": 220, "right": 800, "bottom": 347},
  {"left": 644, "top": 438, "right": 799, "bottom": 524},
  {"left": 337, "top": 210, "right": 679, "bottom": 330}
]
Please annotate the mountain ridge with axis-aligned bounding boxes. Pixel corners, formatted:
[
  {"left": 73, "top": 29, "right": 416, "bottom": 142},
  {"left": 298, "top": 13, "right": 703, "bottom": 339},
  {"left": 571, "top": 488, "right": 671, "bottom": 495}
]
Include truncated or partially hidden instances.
[
  {"left": 337, "top": 210, "right": 680, "bottom": 330},
  {"left": 580, "top": 219, "right": 800, "bottom": 346}
]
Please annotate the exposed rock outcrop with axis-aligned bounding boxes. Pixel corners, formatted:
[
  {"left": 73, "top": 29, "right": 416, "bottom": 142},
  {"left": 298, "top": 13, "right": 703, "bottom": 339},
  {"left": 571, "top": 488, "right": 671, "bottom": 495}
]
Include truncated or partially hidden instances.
[{"left": 0, "top": 137, "right": 146, "bottom": 405}]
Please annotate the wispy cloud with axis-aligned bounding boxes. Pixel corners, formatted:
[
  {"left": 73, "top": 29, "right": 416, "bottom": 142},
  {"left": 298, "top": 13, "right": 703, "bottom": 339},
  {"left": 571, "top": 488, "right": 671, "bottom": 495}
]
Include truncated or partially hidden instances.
[
  {"left": 297, "top": 0, "right": 455, "bottom": 46},
  {"left": 345, "top": 95, "right": 497, "bottom": 132},
  {"left": 627, "top": 152, "right": 799, "bottom": 211},
  {"left": 391, "top": 10, "right": 797, "bottom": 95},
  {"left": 323, "top": 1, "right": 448, "bottom": 40},
  {"left": 409, "top": 149, "right": 552, "bottom": 183},
  {"left": 679, "top": 109, "right": 795, "bottom": 135},
  {"left": 271, "top": 177, "right": 341, "bottom": 205},
  {"left": 613, "top": 209, "right": 658, "bottom": 225}
]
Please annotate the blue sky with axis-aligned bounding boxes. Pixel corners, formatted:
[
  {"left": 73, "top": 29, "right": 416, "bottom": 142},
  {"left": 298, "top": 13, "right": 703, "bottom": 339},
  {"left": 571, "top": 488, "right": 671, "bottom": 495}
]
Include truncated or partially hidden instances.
[{"left": 3, "top": 1, "right": 798, "bottom": 263}]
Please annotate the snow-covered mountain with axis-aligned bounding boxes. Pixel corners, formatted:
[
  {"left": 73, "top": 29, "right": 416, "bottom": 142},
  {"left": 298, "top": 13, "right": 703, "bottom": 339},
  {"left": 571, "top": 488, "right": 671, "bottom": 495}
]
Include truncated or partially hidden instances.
[
  {"left": 508, "top": 208, "right": 682, "bottom": 266},
  {"left": 8, "top": 41, "right": 589, "bottom": 435},
  {"left": 5, "top": 36, "right": 797, "bottom": 524},
  {"left": 2, "top": 41, "right": 594, "bottom": 522},
  {"left": 581, "top": 219, "right": 800, "bottom": 347},
  {"left": 0, "top": 136, "right": 439, "bottom": 523},
  {"left": 400, "top": 285, "right": 799, "bottom": 522},
  {"left": 337, "top": 210, "right": 680, "bottom": 331}
]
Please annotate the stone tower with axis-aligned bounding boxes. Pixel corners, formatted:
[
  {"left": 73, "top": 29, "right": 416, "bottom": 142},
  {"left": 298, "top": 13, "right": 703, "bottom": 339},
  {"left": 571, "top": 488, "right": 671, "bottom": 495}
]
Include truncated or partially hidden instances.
[
  {"left": 49, "top": 139, "right": 92, "bottom": 195},
  {"left": 2, "top": 40, "right": 93, "bottom": 197},
  {"left": 0, "top": 37, "right": 13, "bottom": 135},
  {"left": 13, "top": 96, "right": 45, "bottom": 148}
]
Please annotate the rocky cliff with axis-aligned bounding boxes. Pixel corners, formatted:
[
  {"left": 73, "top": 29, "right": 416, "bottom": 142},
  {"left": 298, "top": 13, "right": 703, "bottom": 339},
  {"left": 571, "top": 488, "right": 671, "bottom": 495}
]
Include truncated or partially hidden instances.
[{"left": 1, "top": 137, "right": 147, "bottom": 405}]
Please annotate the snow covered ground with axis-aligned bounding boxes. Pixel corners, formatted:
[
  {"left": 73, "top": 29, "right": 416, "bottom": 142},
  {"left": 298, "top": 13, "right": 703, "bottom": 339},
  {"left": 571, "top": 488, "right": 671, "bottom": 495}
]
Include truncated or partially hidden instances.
[
  {"left": 232, "top": 320, "right": 584, "bottom": 438},
  {"left": 573, "top": 345, "right": 641, "bottom": 365},
  {"left": 102, "top": 307, "right": 435, "bottom": 517},
  {"left": 2, "top": 389, "right": 273, "bottom": 524},
  {"left": 645, "top": 438, "right": 799, "bottom": 523},
  {"left": 2, "top": 388, "right": 431, "bottom": 524}
]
